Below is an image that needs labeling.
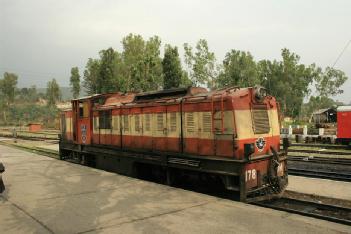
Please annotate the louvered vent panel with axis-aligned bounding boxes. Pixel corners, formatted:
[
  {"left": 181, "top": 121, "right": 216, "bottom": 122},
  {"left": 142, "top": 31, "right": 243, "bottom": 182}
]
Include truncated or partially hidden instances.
[
  {"left": 252, "top": 105, "right": 270, "bottom": 134},
  {"left": 145, "top": 114, "right": 151, "bottom": 132},
  {"left": 157, "top": 113, "right": 164, "bottom": 131},
  {"left": 113, "top": 117, "right": 119, "bottom": 130},
  {"left": 186, "top": 113, "right": 195, "bottom": 132},
  {"left": 94, "top": 117, "right": 98, "bottom": 130},
  {"left": 170, "top": 112, "right": 177, "bottom": 132},
  {"left": 202, "top": 112, "right": 212, "bottom": 132},
  {"left": 123, "top": 115, "right": 129, "bottom": 131},
  {"left": 135, "top": 115, "right": 140, "bottom": 132}
]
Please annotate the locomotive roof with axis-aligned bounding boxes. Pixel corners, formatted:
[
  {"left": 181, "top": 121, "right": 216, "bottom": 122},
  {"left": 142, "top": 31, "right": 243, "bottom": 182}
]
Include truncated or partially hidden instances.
[
  {"left": 72, "top": 93, "right": 103, "bottom": 101},
  {"left": 95, "top": 87, "right": 208, "bottom": 109},
  {"left": 93, "top": 86, "right": 247, "bottom": 110},
  {"left": 134, "top": 87, "right": 207, "bottom": 102}
]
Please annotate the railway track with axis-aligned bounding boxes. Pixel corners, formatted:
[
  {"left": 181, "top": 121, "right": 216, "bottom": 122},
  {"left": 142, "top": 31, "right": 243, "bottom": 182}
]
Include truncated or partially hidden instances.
[
  {"left": 0, "top": 132, "right": 59, "bottom": 141},
  {"left": 290, "top": 143, "right": 350, "bottom": 150},
  {"left": 288, "top": 148, "right": 351, "bottom": 156},
  {"left": 288, "top": 168, "right": 351, "bottom": 182},
  {"left": 254, "top": 197, "right": 351, "bottom": 226},
  {"left": 288, "top": 155, "right": 351, "bottom": 165},
  {"left": 287, "top": 154, "right": 351, "bottom": 181},
  {"left": 0, "top": 134, "right": 59, "bottom": 144}
]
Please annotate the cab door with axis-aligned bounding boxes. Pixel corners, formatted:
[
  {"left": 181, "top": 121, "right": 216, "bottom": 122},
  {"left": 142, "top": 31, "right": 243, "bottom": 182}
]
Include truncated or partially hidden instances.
[{"left": 76, "top": 100, "right": 92, "bottom": 145}]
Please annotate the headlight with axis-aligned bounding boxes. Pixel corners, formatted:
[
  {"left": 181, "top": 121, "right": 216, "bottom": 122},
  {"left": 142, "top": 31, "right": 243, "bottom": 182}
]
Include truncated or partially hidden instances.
[{"left": 254, "top": 86, "right": 267, "bottom": 102}]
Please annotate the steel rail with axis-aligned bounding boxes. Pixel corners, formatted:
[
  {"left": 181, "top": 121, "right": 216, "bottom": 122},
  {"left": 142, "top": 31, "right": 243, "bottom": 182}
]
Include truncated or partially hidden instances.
[
  {"left": 288, "top": 149, "right": 351, "bottom": 156},
  {"left": 0, "top": 134, "right": 59, "bottom": 141},
  {"left": 288, "top": 156, "right": 351, "bottom": 165},
  {"left": 254, "top": 197, "right": 351, "bottom": 226},
  {"left": 289, "top": 143, "right": 350, "bottom": 150},
  {"left": 288, "top": 168, "right": 351, "bottom": 182}
]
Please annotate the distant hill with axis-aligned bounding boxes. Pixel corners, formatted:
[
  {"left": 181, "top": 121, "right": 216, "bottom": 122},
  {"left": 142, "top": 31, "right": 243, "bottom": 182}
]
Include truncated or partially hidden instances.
[{"left": 37, "top": 87, "right": 88, "bottom": 101}]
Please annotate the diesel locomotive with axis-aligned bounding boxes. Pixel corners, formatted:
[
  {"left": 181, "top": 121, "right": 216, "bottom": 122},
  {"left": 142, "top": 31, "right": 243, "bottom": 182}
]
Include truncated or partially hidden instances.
[{"left": 59, "top": 86, "right": 289, "bottom": 202}]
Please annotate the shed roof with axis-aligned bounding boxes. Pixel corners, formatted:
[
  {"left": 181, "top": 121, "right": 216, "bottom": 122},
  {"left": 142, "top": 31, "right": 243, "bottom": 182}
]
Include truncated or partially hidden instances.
[
  {"left": 337, "top": 105, "right": 351, "bottom": 112},
  {"left": 313, "top": 108, "right": 332, "bottom": 115}
]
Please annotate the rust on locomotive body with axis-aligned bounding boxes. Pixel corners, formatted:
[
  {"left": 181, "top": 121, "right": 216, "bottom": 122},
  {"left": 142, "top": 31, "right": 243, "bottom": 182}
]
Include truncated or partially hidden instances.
[{"left": 59, "top": 86, "right": 288, "bottom": 202}]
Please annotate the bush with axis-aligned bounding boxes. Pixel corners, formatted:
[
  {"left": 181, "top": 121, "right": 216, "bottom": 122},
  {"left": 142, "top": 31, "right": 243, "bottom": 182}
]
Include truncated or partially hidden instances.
[{"left": 2, "top": 104, "right": 59, "bottom": 127}]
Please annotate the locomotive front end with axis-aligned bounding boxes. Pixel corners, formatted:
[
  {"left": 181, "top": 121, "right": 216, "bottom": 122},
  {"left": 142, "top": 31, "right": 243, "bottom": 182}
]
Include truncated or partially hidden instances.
[{"left": 234, "top": 86, "right": 288, "bottom": 201}]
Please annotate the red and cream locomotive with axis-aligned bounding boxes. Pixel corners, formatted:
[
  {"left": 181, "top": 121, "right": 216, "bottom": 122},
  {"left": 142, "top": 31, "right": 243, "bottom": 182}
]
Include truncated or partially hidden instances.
[{"left": 59, "top": 86, "right": 288, "bottom": 202}]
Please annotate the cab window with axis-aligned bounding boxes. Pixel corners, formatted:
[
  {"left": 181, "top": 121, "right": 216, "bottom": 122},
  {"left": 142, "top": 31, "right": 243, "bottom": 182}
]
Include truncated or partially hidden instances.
[{"left": 79, "top": 102, "right": 89, "bottom": 118}]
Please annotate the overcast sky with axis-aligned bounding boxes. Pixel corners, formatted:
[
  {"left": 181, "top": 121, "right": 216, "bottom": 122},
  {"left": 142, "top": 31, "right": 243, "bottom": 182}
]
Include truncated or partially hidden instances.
[{"left": 0, "top": 0, "right": 350, "bottom": 102}]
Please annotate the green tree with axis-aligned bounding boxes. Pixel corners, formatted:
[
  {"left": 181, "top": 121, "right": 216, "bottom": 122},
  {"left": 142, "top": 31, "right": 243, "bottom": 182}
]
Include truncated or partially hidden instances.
[
  {"left": 120, "top": 34, "right": 163, "bottom": 92},
  {"left": 83, "top": 58, "right": 100, "bottom": 95},
  {"left": 46, "top": 79, "right": 61, "bottom": 106},
  {"left": 120, "top": 34, "right": 145, "bottom": 91},
  {"left": 98, "top": 48, "right": 119, "bottom": 94},
  {"left": 143, "top": 36, "right": 163, "bottom": 91},
  {"left": 180, "top": 70, "right": 192, "bottom": 87},
  {"left": 82, "top": 34, "right": 163, "bottom": 94},
  {"left": 0, "top": 72, "right": 18, "bottom": 122},
  {"left": 162, "top": 44, "right": 183, "bottom": 89},
  {"left": 70, "top": 67, "right": 80, "bottom": 99},
  {"left": 184, "top": 39, "right": 217, "bottom": 88},
  {"left": 217, "top": 50, "right": 258, "bottom": 88},
  {"left": 17, "top": 85, "right": 38, "bottom": 103},
  {"left": 0, "top": 72, "right": 18, "bottom": 105},
  {"left": 314, "top": 67, "right": 348, "bottom": 97},
  {"left": 257, "top": 49, "right": 318, "bottom": 118}
]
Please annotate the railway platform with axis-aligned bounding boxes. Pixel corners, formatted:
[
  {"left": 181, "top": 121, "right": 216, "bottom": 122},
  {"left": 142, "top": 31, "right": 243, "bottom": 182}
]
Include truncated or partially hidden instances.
[
  {"left": 288, "top": 175, "right": 351, "bottom": 201},
  {"left": 0, "top": 143, "right": 350, "bottom": 233}
]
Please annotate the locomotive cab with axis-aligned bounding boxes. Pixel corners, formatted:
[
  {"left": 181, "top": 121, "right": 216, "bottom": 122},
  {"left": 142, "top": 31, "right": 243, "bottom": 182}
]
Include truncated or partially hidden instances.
[{"left": 72, "top": 99, "right": 91, "bottom": 144}]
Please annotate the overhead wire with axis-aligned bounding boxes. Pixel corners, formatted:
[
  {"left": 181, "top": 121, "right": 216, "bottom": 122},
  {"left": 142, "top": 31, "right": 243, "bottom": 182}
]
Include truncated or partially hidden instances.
[{"left": 332, "top": 39, "right": 351, "bottom": 68}]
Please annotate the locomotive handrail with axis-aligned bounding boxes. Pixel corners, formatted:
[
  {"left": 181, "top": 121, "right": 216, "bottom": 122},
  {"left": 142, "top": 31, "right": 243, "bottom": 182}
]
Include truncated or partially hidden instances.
[
  {"left": 211, "top": 93, "right": 225, "bottom": 133},
  {"left": 182, "top": 95, "right": 208, "bottom": 102},
  {"left": 225, "top": 87, "right": 240, "bottom": 93},
  {"left": 214, "top": 86, "right": 239, "bottom": 93},
  {"left": 215, "top": 86, "right": 236, "bottom": 91}
]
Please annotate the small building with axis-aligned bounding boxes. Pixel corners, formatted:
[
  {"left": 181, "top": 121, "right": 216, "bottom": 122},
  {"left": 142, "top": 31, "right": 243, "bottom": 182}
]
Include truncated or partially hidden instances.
[
  {"left": 337, "top": 106, "right": 351, "bottom": 140},
  {"left": 283, "top": 117, "right": 293, "bottom": 123},
  {"left": 311, "top": 108, "right": 337, "bottom": 124},
  {"left": 28, "top": 123, "right": 42, "bottom": 132}
]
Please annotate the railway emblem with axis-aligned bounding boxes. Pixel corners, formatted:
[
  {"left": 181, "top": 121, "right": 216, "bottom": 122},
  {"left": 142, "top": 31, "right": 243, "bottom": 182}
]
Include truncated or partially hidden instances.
[
  {"left": 255, "top": 137, "right": 266, "bottom": 152},
  {"left": 81, "top": 124, "right": 87, "bottom": 143}
]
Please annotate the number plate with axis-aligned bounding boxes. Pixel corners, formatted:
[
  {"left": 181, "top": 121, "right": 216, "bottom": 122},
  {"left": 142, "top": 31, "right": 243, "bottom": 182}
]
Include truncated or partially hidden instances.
[{"left": 245, "top": 169, "right": 257, "bottom": 182}]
